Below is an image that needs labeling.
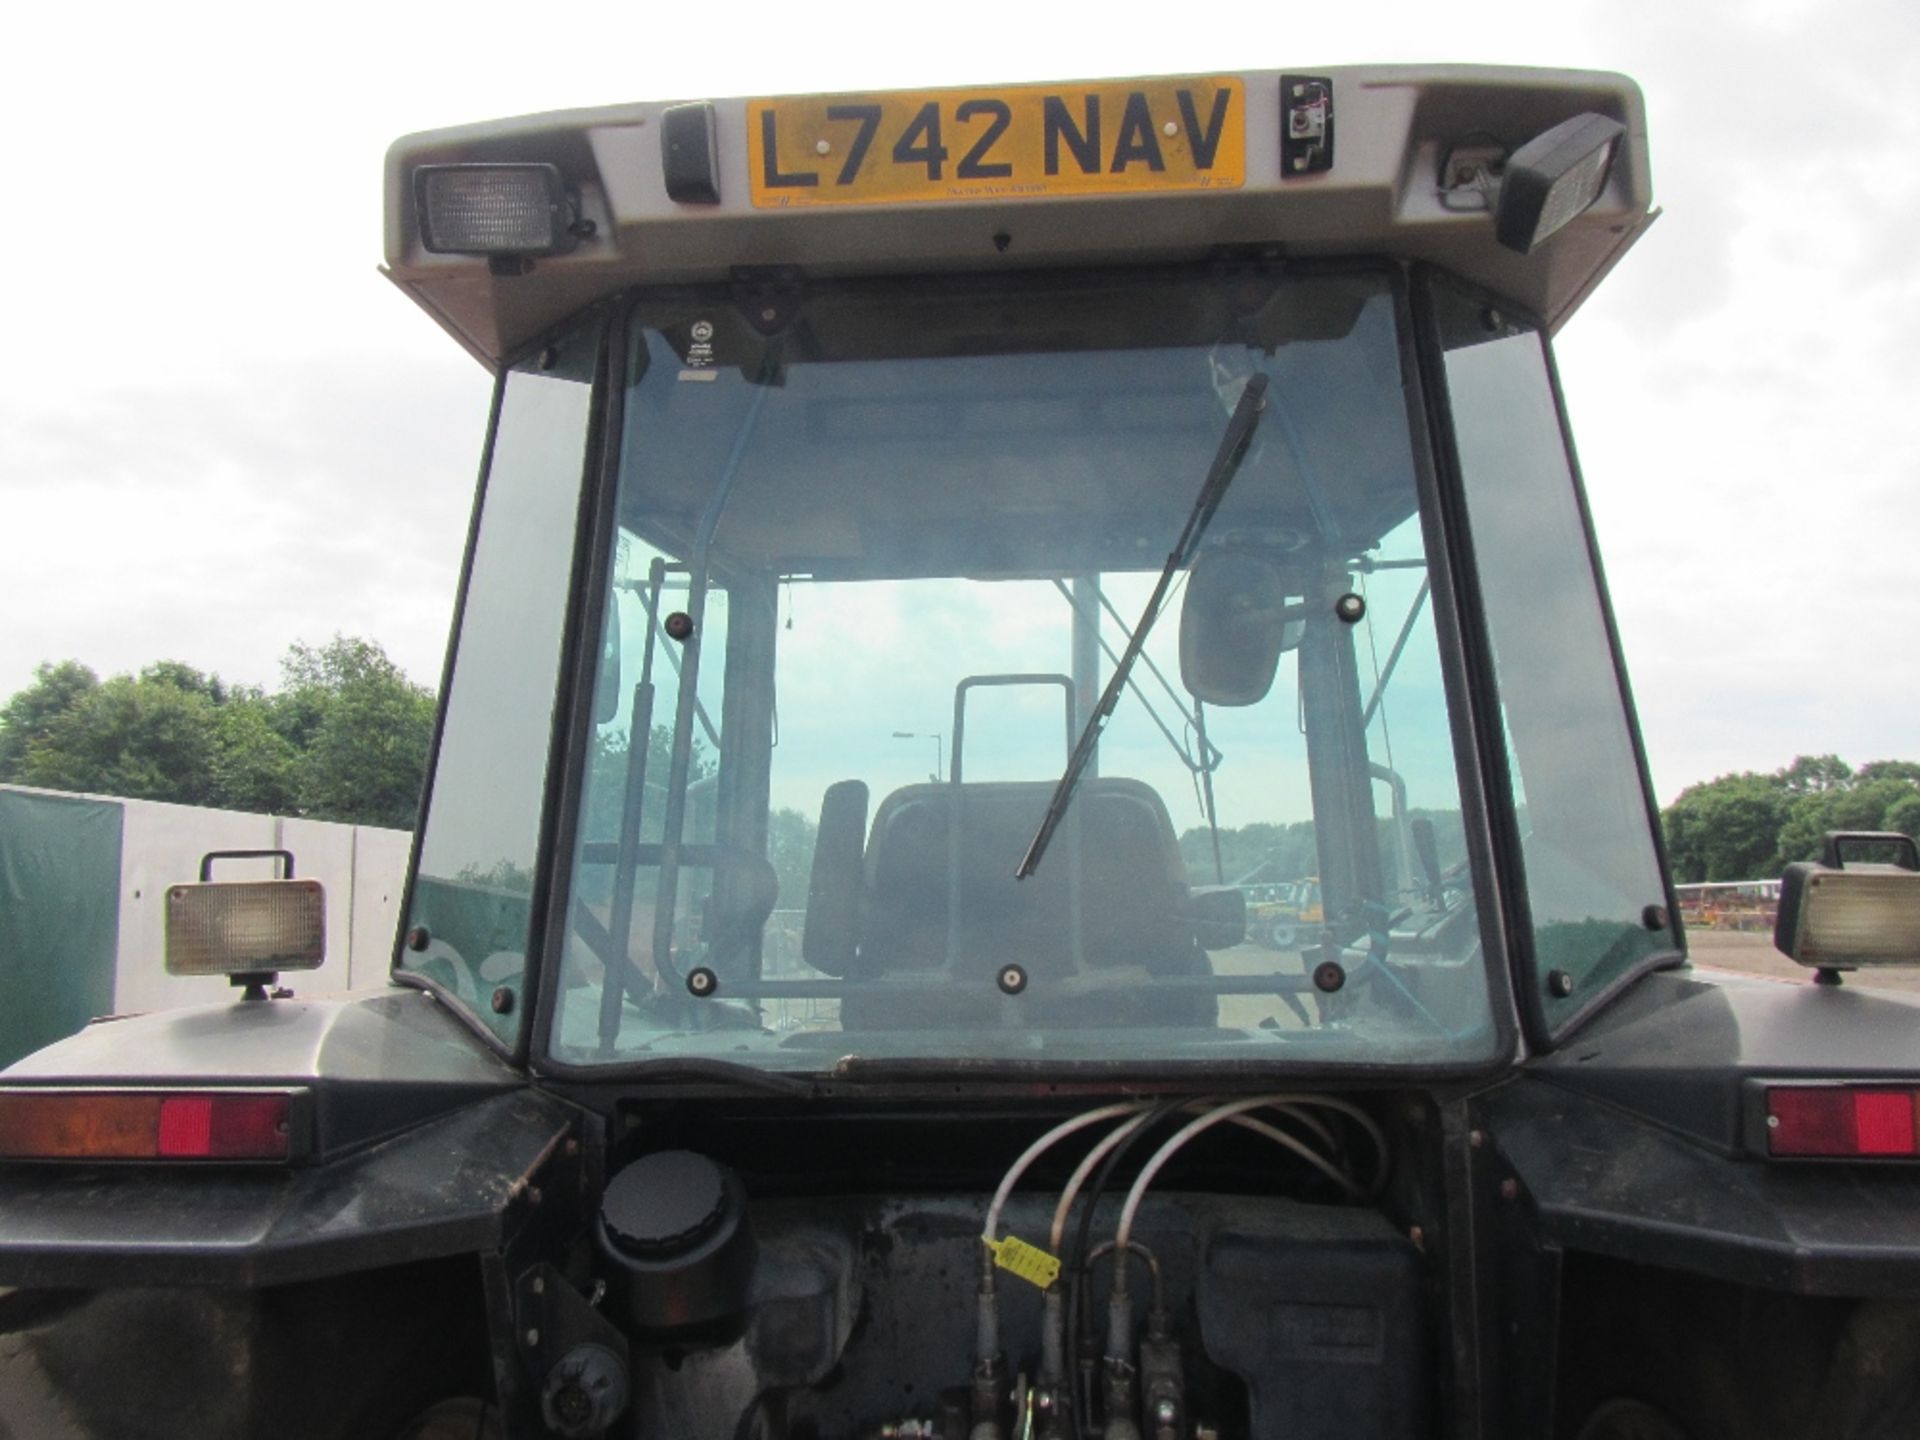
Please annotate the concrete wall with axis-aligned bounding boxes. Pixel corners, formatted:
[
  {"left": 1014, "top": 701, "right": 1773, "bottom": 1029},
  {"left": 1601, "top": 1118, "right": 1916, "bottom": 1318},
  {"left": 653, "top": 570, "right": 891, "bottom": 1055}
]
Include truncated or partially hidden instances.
[{"left": 0, "top": 785, "right": 411, "bottom": 1016}]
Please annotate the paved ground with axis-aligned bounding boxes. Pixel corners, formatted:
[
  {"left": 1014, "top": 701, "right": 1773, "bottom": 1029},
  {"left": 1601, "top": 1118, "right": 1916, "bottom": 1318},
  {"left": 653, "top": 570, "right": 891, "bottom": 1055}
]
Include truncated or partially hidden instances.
[{"left": 1683, "top": 926, "right": 1920, "bottom": 994}]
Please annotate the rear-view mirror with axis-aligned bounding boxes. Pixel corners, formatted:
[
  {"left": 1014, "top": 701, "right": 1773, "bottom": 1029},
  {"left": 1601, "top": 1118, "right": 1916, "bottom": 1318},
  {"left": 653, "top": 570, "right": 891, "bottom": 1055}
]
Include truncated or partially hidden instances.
[{"left": 1179, "top": 551, "right": 1301, "bottom": 707}]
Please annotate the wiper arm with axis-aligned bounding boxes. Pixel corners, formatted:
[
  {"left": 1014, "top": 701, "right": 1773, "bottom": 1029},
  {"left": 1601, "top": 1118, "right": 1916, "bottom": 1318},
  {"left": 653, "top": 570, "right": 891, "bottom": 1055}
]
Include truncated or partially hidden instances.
[{"left": 1016, "top": 372, "right": 1268, "bottom": 879}]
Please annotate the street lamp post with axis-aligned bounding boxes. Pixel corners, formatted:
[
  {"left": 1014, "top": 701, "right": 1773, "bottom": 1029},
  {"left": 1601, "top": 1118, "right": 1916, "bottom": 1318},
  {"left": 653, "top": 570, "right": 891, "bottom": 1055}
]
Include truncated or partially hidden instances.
[{"left": 891, "top": 731, "right": 943, "bottom": 783}]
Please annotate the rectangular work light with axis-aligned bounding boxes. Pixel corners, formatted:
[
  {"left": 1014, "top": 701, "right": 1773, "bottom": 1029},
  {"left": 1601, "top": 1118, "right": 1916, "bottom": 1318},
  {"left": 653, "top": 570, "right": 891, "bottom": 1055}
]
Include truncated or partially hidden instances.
[
  {"left": 1495, "top": 112, "right": 1626, "bottom": 254},
  {"left": 165, "top": 879, "right": 325, "bottom": 977},
  {"left": 414, "top": 163, "right": 578, "bottom": 256},
  {"left": 1775, "top": 832, "right": 1920, "bottom": 972}
]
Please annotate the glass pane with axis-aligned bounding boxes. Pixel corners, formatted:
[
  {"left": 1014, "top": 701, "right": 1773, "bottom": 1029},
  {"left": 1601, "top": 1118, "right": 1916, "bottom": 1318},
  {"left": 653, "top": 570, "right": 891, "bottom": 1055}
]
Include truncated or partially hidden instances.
[
  {"left": 551, "top": 271, "right": 1495, "bottom": 1071},
  {"left": 563, "top": 530, "right": 730, "bottom": 1035},
  {"left": 1434, "top": 282, "right": 1670, "bottom": 1023},
  {"left": 401, "top": 324, "right": 600, "bottom": 1043}
]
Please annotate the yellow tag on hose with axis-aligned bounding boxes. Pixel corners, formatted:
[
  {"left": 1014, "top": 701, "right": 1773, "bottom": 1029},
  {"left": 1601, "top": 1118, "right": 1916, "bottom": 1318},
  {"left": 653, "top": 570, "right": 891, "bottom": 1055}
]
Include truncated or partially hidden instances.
[{"left": 988, "top": 1235, "right": 1062, "bottom": 1290}]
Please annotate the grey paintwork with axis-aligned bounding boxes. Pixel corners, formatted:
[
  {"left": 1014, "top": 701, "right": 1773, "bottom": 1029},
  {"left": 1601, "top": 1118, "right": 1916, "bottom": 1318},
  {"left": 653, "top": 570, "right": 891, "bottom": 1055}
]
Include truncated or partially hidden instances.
[
  {"left": 0, "top": 1088, "right": 576, "bottom": 1289},
  {"left": 1474, "top": 970, "right": 1920, "bottom": 1299},
  {"left": 382, "top": 66, "right": 1655, "bottom": 367},
  {"left": 2, "top": 987, "right": 522, "bottom": 1159}
]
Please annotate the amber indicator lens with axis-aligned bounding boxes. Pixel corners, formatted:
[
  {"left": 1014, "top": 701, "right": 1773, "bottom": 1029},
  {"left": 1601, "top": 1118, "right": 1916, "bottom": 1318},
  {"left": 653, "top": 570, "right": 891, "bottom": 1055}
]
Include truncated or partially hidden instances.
[
  {"left": 0, "top": 1090, "right": 295, "bottom": 1161},
  {"left": 1766, "top": 1087, "right": 1920, "bottom": 1158}
]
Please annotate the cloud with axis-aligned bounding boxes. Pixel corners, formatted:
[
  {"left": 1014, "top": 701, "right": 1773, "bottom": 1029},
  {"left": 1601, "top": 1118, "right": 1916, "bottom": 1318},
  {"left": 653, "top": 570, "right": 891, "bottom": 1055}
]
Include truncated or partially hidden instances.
[{"left": 0, "top": 354, "right": 491, "bottom": 696}]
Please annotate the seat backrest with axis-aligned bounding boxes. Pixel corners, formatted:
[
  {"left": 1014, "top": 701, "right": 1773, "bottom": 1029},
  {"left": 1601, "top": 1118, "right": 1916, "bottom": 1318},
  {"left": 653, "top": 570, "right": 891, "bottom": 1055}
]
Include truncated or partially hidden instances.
[{"left": 857, "top": 777, "right": 1189, "bottom": 979}]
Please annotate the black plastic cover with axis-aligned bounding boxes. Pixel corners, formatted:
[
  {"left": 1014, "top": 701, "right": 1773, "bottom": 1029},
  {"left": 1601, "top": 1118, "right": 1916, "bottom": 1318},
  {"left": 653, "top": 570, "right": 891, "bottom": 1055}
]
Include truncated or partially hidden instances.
[
  {"left": 1, "top": 989, "right": 521, "bottom": 1162},
  {"left": 596, "top": 1150, "right": 755, "bottom": 1332},
  {"left": 662, "top": 102, "right": 722, "bottom": 204},
  {"left": 1280, "top": 76, "right": 1334, "bottom": 177},
  {"left": 1494, "top": 112, "right": 1624, "bottom": 253},
  {"left": 602, "top": 1149, "right": 729, "bottom": 1257},
  {"left": 1198, "top": 1206, "right": 1424, "bottom": 1439}
]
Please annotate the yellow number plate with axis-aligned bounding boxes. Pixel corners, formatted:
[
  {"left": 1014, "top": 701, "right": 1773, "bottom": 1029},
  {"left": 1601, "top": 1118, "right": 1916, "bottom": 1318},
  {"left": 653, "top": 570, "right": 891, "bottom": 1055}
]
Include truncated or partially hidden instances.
[{"left": 747, "top": 77, "right": 1244, "bottom": 209}]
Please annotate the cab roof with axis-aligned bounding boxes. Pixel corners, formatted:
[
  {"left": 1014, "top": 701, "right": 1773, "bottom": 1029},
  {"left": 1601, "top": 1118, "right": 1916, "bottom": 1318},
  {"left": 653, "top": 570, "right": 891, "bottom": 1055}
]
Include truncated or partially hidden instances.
[{"left": 383, "top": 65, "right": 1652, "bottom": 369}]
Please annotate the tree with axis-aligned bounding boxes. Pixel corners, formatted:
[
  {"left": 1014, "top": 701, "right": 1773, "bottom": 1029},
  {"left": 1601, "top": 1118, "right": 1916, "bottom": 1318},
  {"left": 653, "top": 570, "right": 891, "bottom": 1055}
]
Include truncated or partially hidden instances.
[
  {"left": 0, "top": 661, "right": 99, "bottom": 780},
  {"left": 282, "top": 637, "right": 437, "bottom": 829},
  {"left": 1662, "top": 755, "right": 1920, "bottom": 881},
  {"left": 1662, "top": 773, "right": 1793, "bottom": 883},
  {"left": 17, "top": 672, "right": 222, "bottom": 805},
  {"left": 1857, "top": 760, "right": 1920, "bottom": 787},
  {"left": 1887, "top": 793, "right": 1920, "bottom": 843},
  {"left": 0, "top": 637, "right": 437, "bottom": 829},
  {"left": 1774, "top": 779, "right": 1920, "bottom": 867},
  {"left": 1178, "top": 820, "right": 1319, "bottom": 887},
  {"left": 1778, "top": 754, "right": 1853, "bottom": 795},
  {"left": 139, "top": 660, "right": 226, "bottom": 706},
  {"left": 767, "top": 807, "right": 818, "bottom": 909},
  {"left": 211, "top": 690, "right": 302, "bottom": 816}
]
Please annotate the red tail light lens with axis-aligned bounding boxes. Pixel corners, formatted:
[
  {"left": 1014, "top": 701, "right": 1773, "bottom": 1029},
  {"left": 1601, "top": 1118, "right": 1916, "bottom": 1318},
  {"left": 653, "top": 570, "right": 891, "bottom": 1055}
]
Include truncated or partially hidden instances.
[
  {"left": 0, "top": 1090, "right": 299, "bottom": 1161},
  {"left": 1766, "top": 1087, "right": 1920, "bottom": 1158}
]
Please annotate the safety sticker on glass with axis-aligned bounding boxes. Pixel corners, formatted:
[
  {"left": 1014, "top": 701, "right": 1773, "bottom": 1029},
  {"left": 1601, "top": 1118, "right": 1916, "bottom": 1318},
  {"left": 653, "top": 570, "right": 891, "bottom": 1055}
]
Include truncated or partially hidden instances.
[{"left": 986, "top": 1235, "right": 1061, "bottom": 1290}]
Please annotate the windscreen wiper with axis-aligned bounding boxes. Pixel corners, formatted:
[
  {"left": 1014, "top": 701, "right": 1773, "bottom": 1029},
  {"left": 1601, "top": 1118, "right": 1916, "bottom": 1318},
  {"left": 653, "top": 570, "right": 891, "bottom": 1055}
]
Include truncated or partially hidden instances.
[{"left": 1016, "top": 372, "right": 1268, "bottom": 879}]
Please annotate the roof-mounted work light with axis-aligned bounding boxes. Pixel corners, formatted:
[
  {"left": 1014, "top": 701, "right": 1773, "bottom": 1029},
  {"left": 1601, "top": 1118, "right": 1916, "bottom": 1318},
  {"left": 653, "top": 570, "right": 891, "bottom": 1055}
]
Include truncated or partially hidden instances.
[
  {"left": 165, "top": 849, "right": 325, "bottom": 999},
  {"left": 414, "top": 163, "right": 579, "bottom": 257},
  {"left": 1494, "top": 112, "right": 1625, "bottom": 254},
  {"left": 1775, "top": 832, "right": 1920, "bottom": 983}
]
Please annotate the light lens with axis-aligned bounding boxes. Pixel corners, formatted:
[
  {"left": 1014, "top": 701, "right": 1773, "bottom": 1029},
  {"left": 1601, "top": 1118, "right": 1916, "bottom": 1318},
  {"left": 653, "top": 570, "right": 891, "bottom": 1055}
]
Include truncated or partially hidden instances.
[
  {"left": 1783, "top": 868, "right": 1920, "bottom": 968},
  {"left": 415, "top": 164, "right": 571, "bottom": 256},
  {"left": 1494, "top": 112, "right": 1626, "bottom": 254},
  {"left": 0, "top": 1090, "right": 296, "bottom": 1161},
  {"left": 1767, "top": 1087, "right": 1920, "bottom": 1158},
  {"left": 164, "top": 879, "right": 325, "bottom": 976}
]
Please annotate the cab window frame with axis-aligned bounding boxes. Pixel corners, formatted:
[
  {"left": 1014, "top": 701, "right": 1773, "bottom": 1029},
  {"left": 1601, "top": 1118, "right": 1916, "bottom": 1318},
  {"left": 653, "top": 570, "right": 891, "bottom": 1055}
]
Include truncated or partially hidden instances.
[
  {"left": 528, "top": 259, "right": 1527, "bottom": 1083},
  {"left": 391, "top": 309, "right": 617, "bottom": 1065},
  {"left": 1411, "top": 267, "right": 1682, "bottom": 1051}
]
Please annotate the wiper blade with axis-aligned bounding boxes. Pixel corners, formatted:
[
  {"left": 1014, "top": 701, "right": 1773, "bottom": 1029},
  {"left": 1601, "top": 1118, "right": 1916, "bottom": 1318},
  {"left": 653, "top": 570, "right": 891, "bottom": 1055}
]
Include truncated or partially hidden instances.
[{"left": 1017, "top": 372, "right": 1269, "bottom": 879}]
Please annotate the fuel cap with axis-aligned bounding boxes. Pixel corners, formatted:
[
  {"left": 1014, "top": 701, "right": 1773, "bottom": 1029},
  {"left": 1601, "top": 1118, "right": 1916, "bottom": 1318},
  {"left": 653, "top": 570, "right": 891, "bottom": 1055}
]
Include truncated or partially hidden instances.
[{"left": 601, "top": 1150, "right": 730, "bottom": 1258}]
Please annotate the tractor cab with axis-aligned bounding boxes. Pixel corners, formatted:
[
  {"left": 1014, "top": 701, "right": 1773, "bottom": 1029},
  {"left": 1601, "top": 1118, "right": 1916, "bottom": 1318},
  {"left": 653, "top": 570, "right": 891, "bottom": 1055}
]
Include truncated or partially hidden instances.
[{"left": 7, "top": 66, "right": 1920, "bottom": 1440}]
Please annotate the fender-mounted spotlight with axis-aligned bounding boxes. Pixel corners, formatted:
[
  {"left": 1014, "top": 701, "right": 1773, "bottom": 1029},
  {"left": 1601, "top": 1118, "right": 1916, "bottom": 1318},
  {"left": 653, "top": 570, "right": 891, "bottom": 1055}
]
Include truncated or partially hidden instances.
[
  {"left": 1775, "top": 831, "right": 1920, "bottom": 983},
  {"left": 1494, "top": 112, "right": 1626, "bottom": 255},
  {"left": 165, "top": 849, "right": 325, "bottom": 1000},
  {"left": 414, "top": 163, "right": 579, "bottom": 258}
]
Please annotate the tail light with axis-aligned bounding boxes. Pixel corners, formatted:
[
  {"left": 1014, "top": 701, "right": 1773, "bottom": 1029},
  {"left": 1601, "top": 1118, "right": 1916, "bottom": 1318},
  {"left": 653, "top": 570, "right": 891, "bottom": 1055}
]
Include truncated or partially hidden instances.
[
  {"left": 0, "top": 1089, "right": 306, "bottom": 1162},
  {"left": 1762, "top": 1085, "right": 1920, "bottom": 1159}
]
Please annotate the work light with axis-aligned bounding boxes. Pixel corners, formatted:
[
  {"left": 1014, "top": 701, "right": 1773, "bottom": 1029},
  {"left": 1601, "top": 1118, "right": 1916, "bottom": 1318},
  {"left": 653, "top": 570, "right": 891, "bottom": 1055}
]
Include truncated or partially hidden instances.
[
  {"left": 1494, "top": 113, "right": 1626, "bottom": 254},
  {"left": 1775, "top": 832, "right": 1920, "bottom": 975},
  {"left": 414, "top": 163, "right": 577, "bottom": 256},
  {"left": 164, "top": 850, "right": 325, "bottom": 987}
]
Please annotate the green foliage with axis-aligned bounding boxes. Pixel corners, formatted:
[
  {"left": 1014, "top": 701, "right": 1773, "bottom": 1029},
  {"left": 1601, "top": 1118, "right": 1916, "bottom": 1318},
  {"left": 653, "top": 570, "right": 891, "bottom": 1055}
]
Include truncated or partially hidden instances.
[
  {"left": 1660, "top": 774, "right": 1793, "bottom": 883},
  {"left": 1180, "top": 820, "right": 1318, "bottom": 888},
  {"left": 18, "top": 673, "right": 223, "bottom": 804},
  {"left": 767, "top": 807, "right": 818, "bottom": 910},
  {"left": 0, "top": 661, "right": 99, "bottom": 778},
  {"left": 1178, "top": 809, "right": 1465, "bottom": 892},
  {"left": 211, "top": 691, "right": 301, "bottom": 815},
  {"left": 1889, "top": 793, "right": 1920, "bottom": 843},
  {"left": 283, "top": 638, "right": 436, "bottom": 829},
  {"left": 1662, "top": 755, "right": 1920, "bottom": 883},
  {"left": 0, "top": 637, "right": 435, "bottom": 829},
  {"left": 1777, "top": 753, "right": 1853, "bottom": 795}
]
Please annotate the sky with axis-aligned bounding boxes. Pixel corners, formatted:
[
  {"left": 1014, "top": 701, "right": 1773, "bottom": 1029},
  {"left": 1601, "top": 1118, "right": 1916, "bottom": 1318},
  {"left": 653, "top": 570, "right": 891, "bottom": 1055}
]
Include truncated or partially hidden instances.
[{"left": 2, "top": 0, "right": 1915, "bottom": 805}]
